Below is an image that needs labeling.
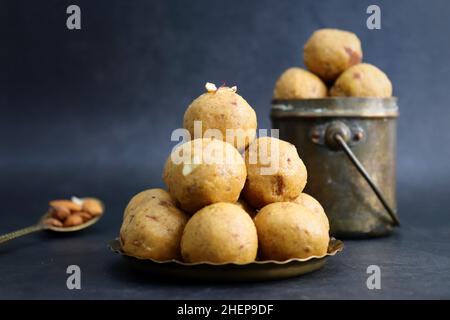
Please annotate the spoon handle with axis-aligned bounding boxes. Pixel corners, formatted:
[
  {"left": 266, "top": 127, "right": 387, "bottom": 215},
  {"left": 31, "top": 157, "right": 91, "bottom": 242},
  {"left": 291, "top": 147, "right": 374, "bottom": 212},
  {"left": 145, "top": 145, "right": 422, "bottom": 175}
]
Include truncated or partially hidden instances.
[{"left": 0, "top": 224, "right": 48, "bottom": 244}]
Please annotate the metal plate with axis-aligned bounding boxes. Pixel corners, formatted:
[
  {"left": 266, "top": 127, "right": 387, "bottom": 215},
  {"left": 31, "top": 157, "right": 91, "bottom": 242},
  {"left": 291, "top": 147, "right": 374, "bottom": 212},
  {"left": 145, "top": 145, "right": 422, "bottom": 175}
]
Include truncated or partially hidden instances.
[{"left": 108, "top": 238, "right": 344, "bottom": 282}]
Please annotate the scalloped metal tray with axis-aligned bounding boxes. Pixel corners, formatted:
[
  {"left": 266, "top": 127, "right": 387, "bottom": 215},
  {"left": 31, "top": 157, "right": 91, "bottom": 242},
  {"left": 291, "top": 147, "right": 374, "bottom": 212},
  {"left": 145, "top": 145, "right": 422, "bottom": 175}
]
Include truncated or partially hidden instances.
[{"left": 109, "top": 238, "right": 343, "bottom": 282}]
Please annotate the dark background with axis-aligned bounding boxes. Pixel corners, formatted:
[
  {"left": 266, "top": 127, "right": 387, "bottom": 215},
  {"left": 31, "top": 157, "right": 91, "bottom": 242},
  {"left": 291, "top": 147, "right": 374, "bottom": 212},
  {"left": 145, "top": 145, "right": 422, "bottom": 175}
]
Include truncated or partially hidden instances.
[{"left": 1, "top": 0, "right": 449, "bottom": 299}]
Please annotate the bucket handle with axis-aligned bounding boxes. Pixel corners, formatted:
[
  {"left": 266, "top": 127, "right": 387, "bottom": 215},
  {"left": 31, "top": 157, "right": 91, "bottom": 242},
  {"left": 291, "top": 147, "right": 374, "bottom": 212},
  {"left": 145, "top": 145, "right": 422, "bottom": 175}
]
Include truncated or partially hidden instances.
[{"left": 324, "top": 121, "right": 400, "bottom": 227}]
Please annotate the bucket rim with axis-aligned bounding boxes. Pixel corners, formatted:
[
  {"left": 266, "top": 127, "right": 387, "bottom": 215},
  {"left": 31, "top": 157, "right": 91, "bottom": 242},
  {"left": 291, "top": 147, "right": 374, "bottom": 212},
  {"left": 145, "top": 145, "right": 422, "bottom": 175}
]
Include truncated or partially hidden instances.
[{"left": 271, "top": 97, "right": 399, "bottom": 118}]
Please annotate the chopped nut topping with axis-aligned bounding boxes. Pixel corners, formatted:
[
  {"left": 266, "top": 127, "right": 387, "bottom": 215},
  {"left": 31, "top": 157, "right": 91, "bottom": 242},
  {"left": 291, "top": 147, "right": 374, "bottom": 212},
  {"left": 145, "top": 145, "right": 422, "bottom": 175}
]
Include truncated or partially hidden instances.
[
  {"left": 181, "top": 164, "right": 194, "bottom": 176},
  {"left": 205, "top": 82, "right": 217, "bottom": 93}
]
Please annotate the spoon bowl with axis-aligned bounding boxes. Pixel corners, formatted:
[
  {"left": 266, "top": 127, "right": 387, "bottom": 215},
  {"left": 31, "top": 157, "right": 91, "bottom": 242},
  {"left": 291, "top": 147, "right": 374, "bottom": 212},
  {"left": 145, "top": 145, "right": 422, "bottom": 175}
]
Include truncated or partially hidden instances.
[
  {"left": 39, "top": 198, "right": 104, "bottom": 232},
  {"left": 0, "top": 198, "right": 104, "bottom": 245}
]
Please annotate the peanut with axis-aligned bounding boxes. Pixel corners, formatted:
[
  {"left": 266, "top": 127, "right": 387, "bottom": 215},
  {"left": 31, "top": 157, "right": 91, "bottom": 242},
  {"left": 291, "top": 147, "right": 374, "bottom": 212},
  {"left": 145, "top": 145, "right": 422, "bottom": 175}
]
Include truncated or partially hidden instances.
[
  {"left": 50, "top": 200, "right": 82, "bottom": 212},
  {"left": 63, "top": 214, "right": 84, "bottom": 227},
  {"left": 82, "top": 199, "right": 103, "bottom": 216},
  {"left": 51, "top": 205, "right": 70, "bottom": 221},
  {"left": 72, "top": 211, "right": 92, "bottom": 222},
  {"left": 43, "top": 218, "right": 63, "bottom": 228}
]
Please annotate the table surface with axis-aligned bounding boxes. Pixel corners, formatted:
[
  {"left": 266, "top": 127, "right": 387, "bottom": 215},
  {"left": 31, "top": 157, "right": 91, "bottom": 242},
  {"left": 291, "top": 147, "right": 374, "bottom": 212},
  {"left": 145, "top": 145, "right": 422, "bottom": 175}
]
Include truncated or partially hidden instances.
[
  {"left": 3, "top": 0, "right": 450, "bottom": 300},
  {"left": 0, "top": 170, "right": 449, "bottom": 300}
]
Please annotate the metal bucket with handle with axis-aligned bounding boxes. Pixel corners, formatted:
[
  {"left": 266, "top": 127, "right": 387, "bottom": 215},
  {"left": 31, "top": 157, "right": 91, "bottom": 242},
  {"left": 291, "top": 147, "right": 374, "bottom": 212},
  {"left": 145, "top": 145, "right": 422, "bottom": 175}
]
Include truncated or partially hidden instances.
[{"left": 271, "top": 97, "right": 400, "bottom": 238}]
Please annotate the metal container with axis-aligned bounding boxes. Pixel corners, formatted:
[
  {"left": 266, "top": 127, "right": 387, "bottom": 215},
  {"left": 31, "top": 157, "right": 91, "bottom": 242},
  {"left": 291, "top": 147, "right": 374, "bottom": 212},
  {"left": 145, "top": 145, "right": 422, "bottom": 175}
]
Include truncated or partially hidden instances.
[{"left": 271, "top": 98, "right": 400, "bottom": 238}]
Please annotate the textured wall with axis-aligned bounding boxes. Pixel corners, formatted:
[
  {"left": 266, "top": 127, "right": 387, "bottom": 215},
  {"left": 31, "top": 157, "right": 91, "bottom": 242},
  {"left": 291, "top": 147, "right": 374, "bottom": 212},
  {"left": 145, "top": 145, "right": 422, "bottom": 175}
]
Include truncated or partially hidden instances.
[{"left": 2, "top": 0, "right": 450, "bottom": 226}]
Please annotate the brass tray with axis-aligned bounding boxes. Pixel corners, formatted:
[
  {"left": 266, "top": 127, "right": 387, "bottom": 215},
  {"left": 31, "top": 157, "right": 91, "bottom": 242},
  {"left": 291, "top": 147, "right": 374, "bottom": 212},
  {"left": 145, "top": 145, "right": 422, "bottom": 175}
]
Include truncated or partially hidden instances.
[{"left": 108, "top": 238, "right": 343, "bottom": 282}]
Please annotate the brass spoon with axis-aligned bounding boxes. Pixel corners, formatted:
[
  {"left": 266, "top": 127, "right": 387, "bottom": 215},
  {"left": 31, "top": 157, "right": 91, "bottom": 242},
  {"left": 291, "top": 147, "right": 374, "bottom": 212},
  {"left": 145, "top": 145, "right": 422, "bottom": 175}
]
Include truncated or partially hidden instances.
[{"left": 0, "top": 198, "right": 104, "bottom": 245}]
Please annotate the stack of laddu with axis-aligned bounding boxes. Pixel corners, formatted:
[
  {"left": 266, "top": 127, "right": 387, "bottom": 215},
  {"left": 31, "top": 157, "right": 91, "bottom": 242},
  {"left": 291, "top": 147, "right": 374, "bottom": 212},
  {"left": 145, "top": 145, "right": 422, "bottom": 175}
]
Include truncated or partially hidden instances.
[
  {"left": 116, "top": 30, "right": 372, "bottom": 263},
  {"left": 274, "top": 28, "right": 393, "bottom": 99}
]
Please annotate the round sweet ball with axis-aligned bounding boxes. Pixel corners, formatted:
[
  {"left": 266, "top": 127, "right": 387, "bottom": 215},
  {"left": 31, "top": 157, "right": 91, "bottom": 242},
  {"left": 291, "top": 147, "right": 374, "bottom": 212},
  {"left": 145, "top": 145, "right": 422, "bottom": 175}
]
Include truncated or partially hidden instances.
[
  {"left": 181, "top": 203, "right": 258, "bottom": 264},
  {"left": 163, "top": 138, "right": 247, "bottom": 214},
  {"left": 123, "top": 188, "right": 177, "bottom": 218},
  {"left": 273, "top": 67, "right": 327, "bottom": 99},
  {"left": 120, "top": 189, "right": 189, "bottom": 261},
  {"left": 254, "top": 202, "right": 329, "bottom": 260},
  {"left": 183, "top": 84, "right": 257, "bottom": 151},
  {"left": 292, "top": 193, "right": 329, "bottom": 231},
  {"left": 304, "top": 28, "right": 362, "bottom": 82},
  {"left": 243, "top": 137, "right": 307, "bottom": 209},
  {"left": 329, "top": 63, "right": 393, "bottom": 97}
]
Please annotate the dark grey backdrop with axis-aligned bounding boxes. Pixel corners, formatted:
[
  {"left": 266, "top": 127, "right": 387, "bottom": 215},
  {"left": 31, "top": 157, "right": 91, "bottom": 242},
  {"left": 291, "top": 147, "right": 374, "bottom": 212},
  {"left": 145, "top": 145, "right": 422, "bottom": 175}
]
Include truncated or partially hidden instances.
[{"left": 1, "top": 0, "right": 450, "bottom": 299}]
